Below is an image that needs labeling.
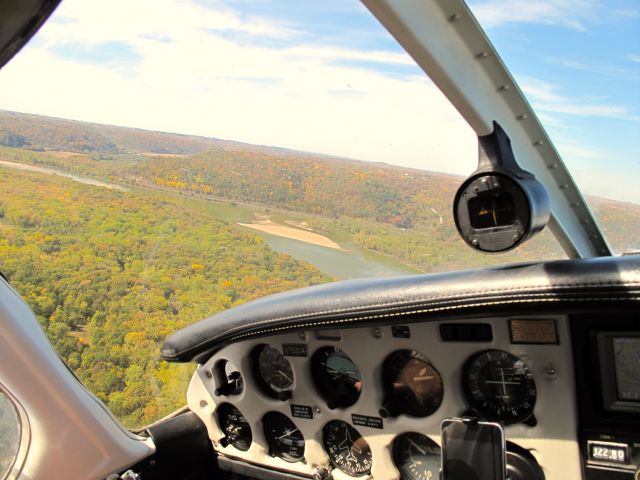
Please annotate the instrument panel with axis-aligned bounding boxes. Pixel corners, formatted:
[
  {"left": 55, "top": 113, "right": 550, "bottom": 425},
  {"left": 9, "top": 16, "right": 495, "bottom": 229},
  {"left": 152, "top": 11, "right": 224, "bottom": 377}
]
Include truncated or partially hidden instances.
[{"left": 186, "top": 316, "right": 581, "bottom": 480}]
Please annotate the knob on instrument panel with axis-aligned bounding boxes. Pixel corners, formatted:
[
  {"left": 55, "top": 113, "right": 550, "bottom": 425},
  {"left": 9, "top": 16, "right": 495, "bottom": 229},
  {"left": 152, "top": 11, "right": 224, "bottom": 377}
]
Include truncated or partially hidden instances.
[{"left": 507, "top": 442, "right": 545, "bottom": 480}]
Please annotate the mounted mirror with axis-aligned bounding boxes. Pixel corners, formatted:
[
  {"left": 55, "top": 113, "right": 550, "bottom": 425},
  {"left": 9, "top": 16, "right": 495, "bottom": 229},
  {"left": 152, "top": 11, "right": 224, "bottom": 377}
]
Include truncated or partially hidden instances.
[{"left": 454, "top": 122, "right": 550, "bottom": 253}]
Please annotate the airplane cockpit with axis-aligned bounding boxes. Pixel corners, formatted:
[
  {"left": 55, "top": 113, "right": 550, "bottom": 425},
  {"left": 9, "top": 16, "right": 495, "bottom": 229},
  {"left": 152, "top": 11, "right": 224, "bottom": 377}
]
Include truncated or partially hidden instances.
[{"left": 0, "top": 1, "right": 638, "bottom": 480}]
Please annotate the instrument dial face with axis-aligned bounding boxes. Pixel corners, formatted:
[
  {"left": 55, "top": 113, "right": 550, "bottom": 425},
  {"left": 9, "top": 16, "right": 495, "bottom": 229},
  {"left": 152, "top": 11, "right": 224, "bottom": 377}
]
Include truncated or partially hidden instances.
[
  {"left": 462, "top": 349, "right": 536, "bottom": 424},
  {"left": 262, "top": 411, "right": 305, "bottom": 463},
  {"left": 216, "top": 403, "right": 252, "bottom": 451},
  {"left": 311, "top": 347, "right": 362, "bottom": 409},
  {"left": 253, "top": 345, "right": 295, "bottom": 399},
  {"left": 392, "top": 432, "right": 441, "bottom": 480},
  {"left": 382, "top": 350, "right": 444, "bottom": 417},
  {"left": 322, "top": 420, "right": 372, "bottom": 476}
]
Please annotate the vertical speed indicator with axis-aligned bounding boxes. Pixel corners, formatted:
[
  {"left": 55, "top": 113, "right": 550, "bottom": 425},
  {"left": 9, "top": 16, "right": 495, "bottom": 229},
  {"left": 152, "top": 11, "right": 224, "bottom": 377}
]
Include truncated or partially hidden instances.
[{"left": 462, "top": 349, "right": 536, "bottom": 424}]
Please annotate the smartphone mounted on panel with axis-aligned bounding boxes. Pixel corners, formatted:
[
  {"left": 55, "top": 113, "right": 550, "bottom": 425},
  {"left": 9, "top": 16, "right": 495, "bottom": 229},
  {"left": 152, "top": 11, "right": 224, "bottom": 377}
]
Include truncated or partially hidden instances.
[{"left": 441, "top": 417, "right": 507, "bottom": 480}]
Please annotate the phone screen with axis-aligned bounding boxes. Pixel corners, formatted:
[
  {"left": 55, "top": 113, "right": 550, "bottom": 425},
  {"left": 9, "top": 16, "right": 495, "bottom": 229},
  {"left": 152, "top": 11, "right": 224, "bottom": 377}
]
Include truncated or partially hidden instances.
[{"left": 441, "top": 418, "right": 506, "bottom": 480}]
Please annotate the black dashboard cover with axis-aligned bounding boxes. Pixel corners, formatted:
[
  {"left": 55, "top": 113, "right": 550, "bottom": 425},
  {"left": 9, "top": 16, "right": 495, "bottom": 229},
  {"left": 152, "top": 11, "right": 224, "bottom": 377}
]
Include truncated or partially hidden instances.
[{"left": 161, "top": 257, "right": 640, "bottom": 363}]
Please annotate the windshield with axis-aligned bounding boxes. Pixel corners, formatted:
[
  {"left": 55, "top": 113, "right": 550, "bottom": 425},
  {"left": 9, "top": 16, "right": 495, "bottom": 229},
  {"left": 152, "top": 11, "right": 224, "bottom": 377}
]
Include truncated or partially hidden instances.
[
  {"left": 465, "top": 0, "right": 640, "bottom": 254},
  {"left": 0, "top": 0, "right": 635, "bottom": 428}
]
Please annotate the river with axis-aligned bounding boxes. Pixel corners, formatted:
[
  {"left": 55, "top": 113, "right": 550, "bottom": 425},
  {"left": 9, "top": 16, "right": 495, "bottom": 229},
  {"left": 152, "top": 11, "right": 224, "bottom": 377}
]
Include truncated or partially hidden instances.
[
  {"left": 0, "top": 160, "right": 419, "bottom": 279},
  {"left": 0, "top": 160, "right": 129, "bottom": 191}
]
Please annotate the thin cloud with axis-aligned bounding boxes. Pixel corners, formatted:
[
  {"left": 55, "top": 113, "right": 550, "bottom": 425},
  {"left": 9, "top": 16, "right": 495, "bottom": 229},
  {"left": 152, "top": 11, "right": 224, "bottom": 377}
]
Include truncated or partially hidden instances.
[
  {"left": 549, "top": 57, "right": 640, "bottom": 81},
  {"left": 0, "top": 0, "right": 477, "bottom": 176},
  {"left": 520, "top": 77, "right": 636, "bottom": 120},
  {"left": 628, "top": 54, "right": 640, "bottom": 63},
  {"left": 468, "top": 0, "right": 599, "bottom": 30}
]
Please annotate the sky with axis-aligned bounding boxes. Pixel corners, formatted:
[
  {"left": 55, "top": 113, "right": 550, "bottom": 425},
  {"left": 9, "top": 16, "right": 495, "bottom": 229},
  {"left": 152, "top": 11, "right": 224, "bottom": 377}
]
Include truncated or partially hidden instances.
[{"left": 0, "top": 0, "right": 638, "bottom": 202}]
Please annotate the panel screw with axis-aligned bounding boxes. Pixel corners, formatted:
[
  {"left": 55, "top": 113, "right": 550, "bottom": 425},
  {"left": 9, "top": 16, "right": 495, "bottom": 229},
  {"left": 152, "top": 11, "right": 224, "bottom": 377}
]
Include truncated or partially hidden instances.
[
  {"left": 545, "top": 365, "right": 558, "bottom": 381},
  {"left": 533, "top": 140, "right": 544, "bottom": 146},
  {"left": 449, "top": 13, "right": 461, "bottom": 22},
  {"left": 517, "top": 114, "right": 528, "bottom": 120},
  {"left": 315, "top": 406, "right": 321, "bottom": 415},
  {"left": 476, "top": 51, "right": 488, "bottom": 59},
  {"left": 200, "top": 400, "right": 208, "bottom": 408},
  {"left": 498, "top": 84, "right": 510, "bottom": 91},
  {"left": 205, "top": 371, "right": 213, "bottom": 379},
  {"left": 298, "top": 332, "right": 307, "bottom": 341},
  {"left": 373, "top": 327, "right": 383, "bottom": 339}
]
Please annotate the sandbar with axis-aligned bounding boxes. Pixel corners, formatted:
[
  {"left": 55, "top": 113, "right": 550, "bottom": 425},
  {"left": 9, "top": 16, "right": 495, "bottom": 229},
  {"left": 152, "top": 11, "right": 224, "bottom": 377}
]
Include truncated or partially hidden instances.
[{"left": 238, "top": 219, "right": 344, "bottom": 250}]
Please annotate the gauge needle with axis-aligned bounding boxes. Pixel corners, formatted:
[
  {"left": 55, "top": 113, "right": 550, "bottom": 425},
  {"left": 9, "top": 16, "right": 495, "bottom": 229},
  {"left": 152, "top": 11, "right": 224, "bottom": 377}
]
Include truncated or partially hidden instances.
[
  {"left": 277, "top": 428, "right": 298, "bottom": 441},
  {"left": 500, "top": 368, "right": 507, "bottom": 397},
  {"left": 322, "top": 363, "right": 359, "bottom": 383},
  {"left": 278, "top": 370, "right": 293, "bottom": 382},
  {"left": 408, "top": 438, "right": 427, "bottom": 455},
  {"left": 492, "top": 201, "right": 498, "bottom": 226},
  {"left": 412, "top": 375, "right": 435, "bottom": 381}
]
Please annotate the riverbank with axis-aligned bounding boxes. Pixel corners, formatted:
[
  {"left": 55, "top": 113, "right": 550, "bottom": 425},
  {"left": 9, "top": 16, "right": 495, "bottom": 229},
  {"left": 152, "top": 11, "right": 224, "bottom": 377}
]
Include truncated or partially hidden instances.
[{"left": 0, "top": 159, "right": 128, "bottom": 191}]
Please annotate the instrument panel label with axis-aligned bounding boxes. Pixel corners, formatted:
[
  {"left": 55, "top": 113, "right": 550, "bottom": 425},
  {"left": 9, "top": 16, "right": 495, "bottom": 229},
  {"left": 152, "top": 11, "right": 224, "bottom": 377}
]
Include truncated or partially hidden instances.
[
  {"left": 282, "top": 343, "right": 308, "bottom": 357},
  {"left": 509, "top": 319, "right": 559, "bottom": 345},
  {"left": 352, "top": 414, "right": 383, "bottom": 429},
  {"left": 290, "top": 404, "right": 313, "bottom": 419}
]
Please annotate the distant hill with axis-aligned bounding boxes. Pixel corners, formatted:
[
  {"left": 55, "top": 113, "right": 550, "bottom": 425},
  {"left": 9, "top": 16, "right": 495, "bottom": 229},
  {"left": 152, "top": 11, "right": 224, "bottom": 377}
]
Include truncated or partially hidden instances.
[
  {"left": 1, "top": 109, "right": 639, "bottom": 259},
  {"left": 0, "top": 109, "right": 349, "bottom": 159}
]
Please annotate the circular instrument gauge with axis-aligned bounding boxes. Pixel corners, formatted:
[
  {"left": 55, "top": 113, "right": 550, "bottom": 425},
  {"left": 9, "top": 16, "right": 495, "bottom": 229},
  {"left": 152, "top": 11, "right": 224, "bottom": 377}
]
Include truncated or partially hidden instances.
[
  {"left": 506, "top": 442, "right": 545, "bottom": 480},
  {"left": 380, "top": 350, "right": 444, "bottom": 418},
  {"left": 462, "top": 349, "right": 536, "bottom": 424},
  {"left": 311, "top": 347, "right": 362, "bottom": 409},
  {"left": 252, "top": 345, "right": 295, "bottom": 400},
  {"left": 262, "top": 411, "right": 305, "bottom": 462},
  {"left": 392, "top": 432, "right": 441, "bottom": 480},
  {"left": 322, "top": 420, "right": 372, "bottom": 476},
  {"left": 216, "top": 403, "right": 252, "bottom": 451}
]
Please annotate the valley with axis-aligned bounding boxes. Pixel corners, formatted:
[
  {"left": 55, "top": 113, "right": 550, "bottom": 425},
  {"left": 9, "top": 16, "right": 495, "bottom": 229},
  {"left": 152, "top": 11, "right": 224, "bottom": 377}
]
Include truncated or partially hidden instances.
[{"left": 2, "top": 109, "right": 640, "bottom": 428}]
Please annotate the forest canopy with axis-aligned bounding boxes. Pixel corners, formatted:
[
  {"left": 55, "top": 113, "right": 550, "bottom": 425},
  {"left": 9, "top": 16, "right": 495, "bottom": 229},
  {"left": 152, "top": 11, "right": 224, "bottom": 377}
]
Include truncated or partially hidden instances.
[{"left": 0, "top": 168, "right": 327, "bottom": 427}]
